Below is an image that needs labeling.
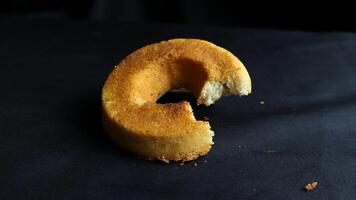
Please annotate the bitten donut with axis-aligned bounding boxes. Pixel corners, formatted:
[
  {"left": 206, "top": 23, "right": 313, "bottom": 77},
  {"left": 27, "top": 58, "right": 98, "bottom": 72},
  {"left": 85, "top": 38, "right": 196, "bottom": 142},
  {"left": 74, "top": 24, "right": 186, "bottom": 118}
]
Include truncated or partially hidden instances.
[{"left": 102, "top": 39, "right": 251, "bottom": 163}]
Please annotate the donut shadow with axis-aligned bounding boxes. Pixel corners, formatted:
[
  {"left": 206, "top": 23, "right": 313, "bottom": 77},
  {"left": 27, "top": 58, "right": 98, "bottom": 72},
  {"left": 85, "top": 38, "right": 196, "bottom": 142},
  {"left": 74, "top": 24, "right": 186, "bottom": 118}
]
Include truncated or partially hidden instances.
[{"left": 66, "top": 90, "right": 135, "bottom": 161}]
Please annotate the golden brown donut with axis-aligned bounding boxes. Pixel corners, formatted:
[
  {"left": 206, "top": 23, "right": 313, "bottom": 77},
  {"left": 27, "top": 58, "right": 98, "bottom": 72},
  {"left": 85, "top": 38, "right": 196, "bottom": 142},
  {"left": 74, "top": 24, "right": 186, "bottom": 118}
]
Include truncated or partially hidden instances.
[{"left": 102, "top": 39, "right": 251, "bottom": 163}]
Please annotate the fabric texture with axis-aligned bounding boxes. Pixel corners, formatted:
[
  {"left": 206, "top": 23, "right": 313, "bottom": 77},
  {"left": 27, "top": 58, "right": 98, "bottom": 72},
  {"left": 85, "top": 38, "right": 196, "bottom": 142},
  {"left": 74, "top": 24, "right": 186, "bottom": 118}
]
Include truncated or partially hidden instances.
[{"left": 1, "top": 19, "right": 356, "bottom": 200}]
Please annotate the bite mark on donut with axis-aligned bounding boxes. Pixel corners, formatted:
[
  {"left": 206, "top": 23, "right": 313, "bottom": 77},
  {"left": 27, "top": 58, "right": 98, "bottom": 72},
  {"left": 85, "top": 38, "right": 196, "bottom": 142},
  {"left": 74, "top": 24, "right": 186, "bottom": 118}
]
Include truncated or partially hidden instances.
[{"left": 198, "top": 76, "right": 251, "bottom": 106}]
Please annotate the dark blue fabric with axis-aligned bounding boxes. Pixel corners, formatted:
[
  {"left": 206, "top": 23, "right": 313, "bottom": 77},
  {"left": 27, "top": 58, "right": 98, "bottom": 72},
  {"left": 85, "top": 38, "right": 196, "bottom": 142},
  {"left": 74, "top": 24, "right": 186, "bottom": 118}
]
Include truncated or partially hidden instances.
[{"left": 1, "top": 19, "right": 356, "bottom": 200}]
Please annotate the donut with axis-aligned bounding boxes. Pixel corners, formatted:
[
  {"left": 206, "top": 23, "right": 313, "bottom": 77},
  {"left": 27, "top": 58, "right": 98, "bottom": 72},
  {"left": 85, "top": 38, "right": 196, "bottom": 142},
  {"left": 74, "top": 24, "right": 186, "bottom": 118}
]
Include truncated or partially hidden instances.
[{"left": 102, "top": 39, "right": 251, "bottom": 163}]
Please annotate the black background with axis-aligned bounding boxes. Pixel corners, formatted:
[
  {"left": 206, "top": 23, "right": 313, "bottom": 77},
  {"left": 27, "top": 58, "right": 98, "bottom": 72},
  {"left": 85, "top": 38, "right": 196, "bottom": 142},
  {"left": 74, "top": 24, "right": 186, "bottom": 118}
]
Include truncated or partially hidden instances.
[
  {"left": 1, "top": 1, "right": 356, "bottom": 199},
  {"left": 1, "top": 0, "right": 356, "bottom": 32}
]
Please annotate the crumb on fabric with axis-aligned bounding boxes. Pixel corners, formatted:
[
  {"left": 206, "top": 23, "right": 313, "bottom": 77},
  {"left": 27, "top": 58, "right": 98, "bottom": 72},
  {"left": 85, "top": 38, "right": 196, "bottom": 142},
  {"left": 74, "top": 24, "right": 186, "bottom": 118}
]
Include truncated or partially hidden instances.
[
  {"left": 203, "top": 116, "right": 210, "bottom": 121},
  {"left": 194, "top": 163, "right": 198, "bottom": 166},
  {"left": 264, "top": 150, "right": 276, "bottom": 154},
  {"left": 204, "top": 160, "right": 207, "bottom": 163},
  {"left": 259, "top": 101, "right": 265, "bottom": 105},
  {"left": 158, "top": 156, "right": 170, "bottom": 164},
  {"left": 179, "top": 161, "right": 185, "bottom": 166},
  {"left": 304, "top": 181, "right": 318, "bottom": 191}
]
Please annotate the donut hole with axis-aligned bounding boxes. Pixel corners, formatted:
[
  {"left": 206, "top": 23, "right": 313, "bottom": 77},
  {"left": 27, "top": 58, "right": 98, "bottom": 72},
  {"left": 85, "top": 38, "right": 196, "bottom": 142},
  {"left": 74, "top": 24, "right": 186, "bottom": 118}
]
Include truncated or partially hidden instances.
[
  {"left": 131, "top": 58, "right": 209, "bottom": 105},
  {"left": 174, "top": 58, "right": 209, "bottom": 98},
  {"left": 156, "top": 90, "right": 195, "bottom": 104}
]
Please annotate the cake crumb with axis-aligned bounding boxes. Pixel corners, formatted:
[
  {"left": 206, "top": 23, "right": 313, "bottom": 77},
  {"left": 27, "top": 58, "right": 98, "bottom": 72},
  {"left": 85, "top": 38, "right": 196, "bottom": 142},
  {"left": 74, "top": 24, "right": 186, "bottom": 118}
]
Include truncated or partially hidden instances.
[
  {"left": 179, "top": 161, "right": 185, "bottom": 166},
  {"left": 264, "top": 150, "right": 276, "bottom": 154},
  {"left": 158, "top": 156, "right": 170, "bottom": 164},
  {"left": 259, "top": 100, "right": 265, "bottom": 105},
  {"left": 203, "top": 116, "right": 210, "bottom": 121},
  {"left": 204, "top": 160, "right": 207, "bottom": 163},
  {"left": 194, "top": 163, "right": 198, "bottom": 166},
  {"left": 304, "top": 181, "right": 318, "bottom": 191}
]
